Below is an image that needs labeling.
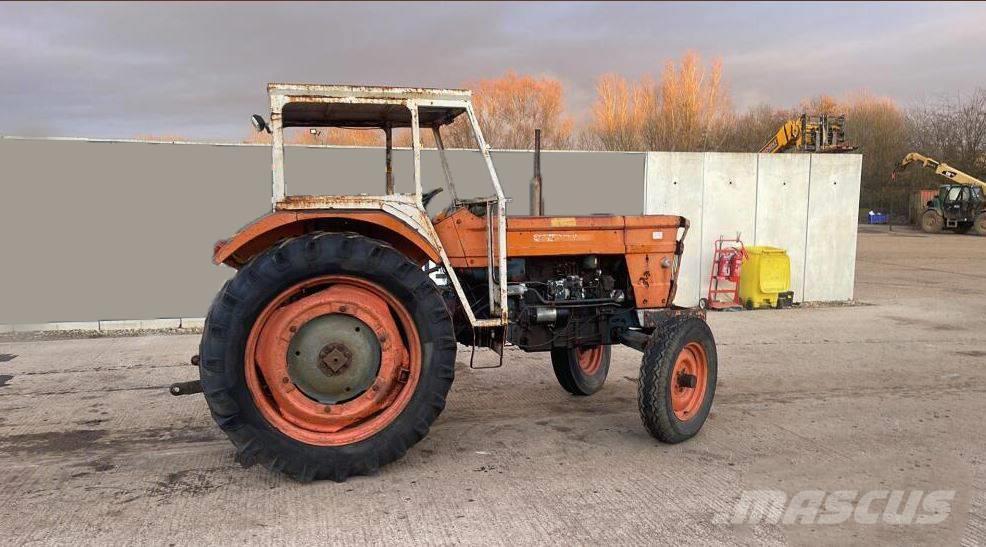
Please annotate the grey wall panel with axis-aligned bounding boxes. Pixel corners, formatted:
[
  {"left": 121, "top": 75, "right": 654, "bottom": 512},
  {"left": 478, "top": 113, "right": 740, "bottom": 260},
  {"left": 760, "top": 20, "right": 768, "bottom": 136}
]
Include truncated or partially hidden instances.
[
  {"left": 643, "top": 152, "right": 705, "bottom": 306},
  {"left": 803, "top": 154, "right": 863, "bottom": 301},
  {"left": 699, "top": 153, "right": 759, "bottom": 301},
  {"left": 1, "top": 139, "right": 267, "bottom": 324},
  {"left": 280, "top": 147, "right": 646, "bottom": 216},
  {"left": 0, "top": 139, "right": 644, "bottom": 324},
  {"left": 754, "top": 154, "right": 811, "bottom": 302}
]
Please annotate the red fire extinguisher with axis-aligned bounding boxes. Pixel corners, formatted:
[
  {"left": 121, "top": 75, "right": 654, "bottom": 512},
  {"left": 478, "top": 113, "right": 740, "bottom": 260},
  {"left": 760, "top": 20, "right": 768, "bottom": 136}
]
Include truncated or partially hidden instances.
[
  {"left": 717, "top": 252, "right": 732, "bottom": 280},
  {"left": 728, "top": 250, "right": 744, "bottom": 283}
]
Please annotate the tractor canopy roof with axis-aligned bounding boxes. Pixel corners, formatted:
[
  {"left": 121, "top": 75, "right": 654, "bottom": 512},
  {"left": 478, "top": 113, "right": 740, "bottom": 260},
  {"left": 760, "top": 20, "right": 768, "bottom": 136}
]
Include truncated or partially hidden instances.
[{"left": 269, "top": 83, "right": 471, "bottom": 129}]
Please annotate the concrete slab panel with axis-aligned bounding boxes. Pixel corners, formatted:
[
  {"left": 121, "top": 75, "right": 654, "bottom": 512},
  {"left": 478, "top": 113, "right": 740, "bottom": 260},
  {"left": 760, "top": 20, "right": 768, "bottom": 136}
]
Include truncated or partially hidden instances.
[
  {"left": 804, "top": 154, "right": 863, "bottom": 301},
  {"left": 55, "top": 321, "right": 101, "bottom": 331},
  {"left": 180, "top": 318, "right": 205, "bottom": 329},
  {"left": 12, "top": 323, "right": 49, "bottom": 333},
  {"left": 644, "top": 152, "right": 705, "bottom": 306},
  {"left": 700, "top": 153, "right": 759, "bottom": 304},
  {"left": 754, "top": 154, "right": 811, "bottom": 302},
  {"left": 99, "top": 320, "right": 142, "bottom": 331},
  {"left": 139, "top": 318, "right": 181, "bottom": 330}
]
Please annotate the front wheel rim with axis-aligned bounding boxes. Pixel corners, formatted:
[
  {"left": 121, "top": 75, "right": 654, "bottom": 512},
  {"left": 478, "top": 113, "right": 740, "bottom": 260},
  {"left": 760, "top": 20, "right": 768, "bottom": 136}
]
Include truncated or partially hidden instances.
[
  {"left": 670, "top": 341, "right": 708, "bottom": 421},
  {"left": 245, "top": 275, "right": 421, "bottom": 446},
  {"left": 577, "top": 346, "right": 603, "bottom": 375}
]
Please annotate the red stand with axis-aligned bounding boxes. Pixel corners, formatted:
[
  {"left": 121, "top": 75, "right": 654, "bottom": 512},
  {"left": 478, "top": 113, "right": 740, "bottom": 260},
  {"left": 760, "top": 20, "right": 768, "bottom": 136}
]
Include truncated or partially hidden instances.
[{"left": 702, "top": 236, "right": 746, "bottom": 311}]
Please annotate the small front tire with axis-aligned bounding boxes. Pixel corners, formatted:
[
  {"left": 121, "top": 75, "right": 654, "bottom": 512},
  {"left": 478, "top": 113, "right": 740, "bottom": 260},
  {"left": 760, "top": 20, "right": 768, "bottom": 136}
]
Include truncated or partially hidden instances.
[
  {"left": 551, "top": 345, "right": 611, "bottom": 396},
  {"left": 638, "top": 316, "right": 717, "bottom": 443}
]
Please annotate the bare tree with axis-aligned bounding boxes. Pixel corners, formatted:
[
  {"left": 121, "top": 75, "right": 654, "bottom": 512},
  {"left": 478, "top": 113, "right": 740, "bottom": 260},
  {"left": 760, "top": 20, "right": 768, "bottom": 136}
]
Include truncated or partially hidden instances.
[
  {"left": 908, "top": 90, "right": 986, "bottom": 178},
  {"left": 588, "top": 52, "right": 732, "bottom": 152},
  {"left": 290, "top": 127, "right": 384, "bottom": 147},
  {"left": 840, "top": 91, "right": 909, "bottom": 214},
  {"left": 588, "top": 73, "right": 644, "bottom": 151},
  {"left": 721, "top": 103, "right": 793, "bottom": 153},
  {"left": 442, "top": 71, "right": 573, "bottom": 150},
  {"left": 645, "top": 52, "right": 732, "bottom": 151}
]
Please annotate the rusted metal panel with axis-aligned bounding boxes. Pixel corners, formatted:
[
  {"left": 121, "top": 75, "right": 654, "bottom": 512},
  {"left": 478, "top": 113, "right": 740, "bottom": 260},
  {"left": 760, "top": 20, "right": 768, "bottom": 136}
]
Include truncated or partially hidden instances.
[
  {"left": 435, "top": 208, "right": 683, "bottom": 298},
  {"left": 214, "top": 210, "right": 442, "bottom": 267},
  {"left": 625, "top": 253, "right": 675, "bottom": 308},
  {"left": 268, "top": 83, "right": 471, "bottom": 101},
  {"left": 637, "top": 307, "right": 707, "bottom": 329}
]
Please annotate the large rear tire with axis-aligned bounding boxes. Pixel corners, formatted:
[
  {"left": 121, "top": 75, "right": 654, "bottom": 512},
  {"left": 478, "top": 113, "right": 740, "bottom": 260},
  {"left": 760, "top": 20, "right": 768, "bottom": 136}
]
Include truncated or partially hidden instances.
[
  {"left": 551, "top": 345, "right": 611, "bottom": 396},
  {"left": 198, "top": 232, "right": 456, "bottom": 482},
  {"left": 638, "top": 316, "right": 717, "bottom": 443},
  {"left": 920, "top": 210, "right": 944, "bottom": 233},
  {"left": 973, "top": 213, "right": 986, "bottom": 236}
]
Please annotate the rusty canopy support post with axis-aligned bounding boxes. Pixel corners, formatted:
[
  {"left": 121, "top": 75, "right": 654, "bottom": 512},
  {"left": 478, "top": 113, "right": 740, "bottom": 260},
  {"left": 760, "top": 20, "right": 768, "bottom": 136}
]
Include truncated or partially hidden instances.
[
  {"left": 384, "top": 123, "right": 394, "bottom": 195},
  {"left": 271, "top": 112, "right": 285, "bottom": 209},
  {"left": 530, "top": 128, "right": 543, "bottom": 216},
  {"left": 432, "top": 126, "right": 459, "bottom": 203}
]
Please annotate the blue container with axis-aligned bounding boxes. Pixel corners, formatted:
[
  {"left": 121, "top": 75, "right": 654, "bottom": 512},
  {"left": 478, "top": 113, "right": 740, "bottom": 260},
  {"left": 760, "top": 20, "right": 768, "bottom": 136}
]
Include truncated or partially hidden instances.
[{"left": 868, "top": 212, "right": 889, "bottom": 224}]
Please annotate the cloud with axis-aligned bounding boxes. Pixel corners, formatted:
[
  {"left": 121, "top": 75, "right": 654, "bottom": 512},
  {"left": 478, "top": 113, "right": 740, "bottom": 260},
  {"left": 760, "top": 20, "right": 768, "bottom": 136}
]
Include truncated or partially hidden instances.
[{"left": 0, "top": 1, "right": 983, "bottom": 139}]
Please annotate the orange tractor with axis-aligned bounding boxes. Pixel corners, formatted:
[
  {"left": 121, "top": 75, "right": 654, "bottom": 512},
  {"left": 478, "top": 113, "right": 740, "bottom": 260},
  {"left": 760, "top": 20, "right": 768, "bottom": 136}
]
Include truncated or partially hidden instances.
[{"left": 178, "top": 84, "right": 718, "bottom": 481}]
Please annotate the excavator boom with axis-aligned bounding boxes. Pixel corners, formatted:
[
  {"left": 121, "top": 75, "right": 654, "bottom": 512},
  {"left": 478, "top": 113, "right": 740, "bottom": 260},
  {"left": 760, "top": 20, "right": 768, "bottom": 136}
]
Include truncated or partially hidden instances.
[{"left": 894, "top": 152, "right": 986, "bottom": 190}]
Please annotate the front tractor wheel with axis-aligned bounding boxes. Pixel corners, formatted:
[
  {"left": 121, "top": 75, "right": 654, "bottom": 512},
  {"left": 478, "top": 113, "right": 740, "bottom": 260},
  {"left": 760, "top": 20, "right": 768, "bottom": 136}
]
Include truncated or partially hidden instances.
[
  {"left": 638, "top": 316, "right": 717, "bottom": 443},
  {"left": 198, "top": 233, "right": 456, "bottom": 482},
  {"left": 551, "top": 345, "right": 611, "bottom": 396},
  {"left": 920, "top": 210, "right": 944, "bottom": 233}
]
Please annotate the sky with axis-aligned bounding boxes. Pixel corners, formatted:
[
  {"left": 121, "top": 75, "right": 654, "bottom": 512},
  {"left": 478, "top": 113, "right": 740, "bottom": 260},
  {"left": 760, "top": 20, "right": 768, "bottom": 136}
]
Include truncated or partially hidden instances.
[{"left": 2, "top": 1, "right": 985, "bottom": 141}]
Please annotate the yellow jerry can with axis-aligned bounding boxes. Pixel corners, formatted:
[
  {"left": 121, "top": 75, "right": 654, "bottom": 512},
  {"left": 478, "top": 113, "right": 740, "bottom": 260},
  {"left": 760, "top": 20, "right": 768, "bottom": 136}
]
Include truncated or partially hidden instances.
[{"left": 738, "top": 246, "right": 791, "bottom": 309}]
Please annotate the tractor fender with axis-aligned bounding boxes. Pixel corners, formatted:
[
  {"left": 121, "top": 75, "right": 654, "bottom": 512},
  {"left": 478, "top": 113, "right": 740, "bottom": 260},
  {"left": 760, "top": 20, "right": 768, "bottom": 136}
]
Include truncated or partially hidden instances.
[{"left": 213, "top": 210, "right": 442, "bottom": 268}]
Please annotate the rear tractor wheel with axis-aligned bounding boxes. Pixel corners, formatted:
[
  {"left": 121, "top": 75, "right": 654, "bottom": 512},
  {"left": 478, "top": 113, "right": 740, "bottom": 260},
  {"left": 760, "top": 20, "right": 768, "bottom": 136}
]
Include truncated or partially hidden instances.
[
  {"left": 198, "top": 232, "right": 456, "bottom": 481},
  {"left": 638, "top": 316, "right": 717, "bottom": 443},
  {"left": 920, "top": 210, "right": 944, "bottom": 234},
  {"left": 973, "top": 213, "right": 986, "bottom": 236},
  {"left": 551, "top": 345, "right": 611, "bottom": 396}
]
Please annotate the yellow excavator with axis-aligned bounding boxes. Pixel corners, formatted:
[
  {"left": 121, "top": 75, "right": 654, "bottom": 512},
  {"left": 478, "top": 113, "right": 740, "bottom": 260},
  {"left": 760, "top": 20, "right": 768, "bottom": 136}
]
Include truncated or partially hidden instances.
[
  {"left": 760, "top": 114, "right": 856, "bottom": 154},
  {"left": 893, "top": 152, "right": 986, "bottom": 235}
]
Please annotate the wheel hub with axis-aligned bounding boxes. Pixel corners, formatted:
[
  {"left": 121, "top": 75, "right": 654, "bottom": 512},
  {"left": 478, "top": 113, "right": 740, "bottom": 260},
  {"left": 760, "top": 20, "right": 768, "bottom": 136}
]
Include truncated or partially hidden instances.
[
  {"left": 670, "top": 341, "right": 708, "bottom": 421},
  {"left": 319, "top": 344, "right": 352, "bottom": 375},
  {"left": 286, "top": 313, "right": 380, "bottom": 404}
]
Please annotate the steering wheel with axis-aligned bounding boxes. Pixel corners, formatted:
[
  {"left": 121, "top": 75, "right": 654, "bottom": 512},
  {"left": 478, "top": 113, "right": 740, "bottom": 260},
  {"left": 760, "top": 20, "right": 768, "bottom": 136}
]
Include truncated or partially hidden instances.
[{"left": 422, "top": 187, "right": 444, "bottom": 207}]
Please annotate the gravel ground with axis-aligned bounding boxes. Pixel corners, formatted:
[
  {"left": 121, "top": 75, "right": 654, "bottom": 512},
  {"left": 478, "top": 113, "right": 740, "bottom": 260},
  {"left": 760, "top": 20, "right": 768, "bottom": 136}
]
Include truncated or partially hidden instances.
[{"left": 0, "top": 225, "right": 983, "bottom": 545}]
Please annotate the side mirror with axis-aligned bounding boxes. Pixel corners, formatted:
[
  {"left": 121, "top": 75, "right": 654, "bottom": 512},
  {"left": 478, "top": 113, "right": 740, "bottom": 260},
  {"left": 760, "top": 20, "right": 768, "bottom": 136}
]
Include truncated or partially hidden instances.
[{"left": 251, "top": 114, "right": 271, "bottom": 134}]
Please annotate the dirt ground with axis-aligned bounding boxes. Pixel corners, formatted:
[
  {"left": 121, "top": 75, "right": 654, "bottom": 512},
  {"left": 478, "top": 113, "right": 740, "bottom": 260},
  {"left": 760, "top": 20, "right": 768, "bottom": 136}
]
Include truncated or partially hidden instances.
[{"left": 0, "top": 225, "right": 984, "bottom": 545}]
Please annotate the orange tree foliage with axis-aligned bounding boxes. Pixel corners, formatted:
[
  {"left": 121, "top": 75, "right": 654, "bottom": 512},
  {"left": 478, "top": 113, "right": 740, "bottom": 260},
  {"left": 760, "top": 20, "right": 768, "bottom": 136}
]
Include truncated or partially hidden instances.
[
  {"left": 444, "top": 71, "right": 573, "bottom": 150},
  {"left": 588, "top": 52, "right": 731, "bottom": 152}
]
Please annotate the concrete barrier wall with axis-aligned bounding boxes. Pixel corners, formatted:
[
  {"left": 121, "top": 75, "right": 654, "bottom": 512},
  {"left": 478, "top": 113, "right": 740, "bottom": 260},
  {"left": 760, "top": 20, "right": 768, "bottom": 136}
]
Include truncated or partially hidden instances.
[
  {"left": 755, "top": 154, "right": 812, "bottom": 300},
  {"left": 803, "top": 154, "right": 863, "bottom": 301},
  {"left": 644, "top": 151, "right": 862, "bottom": 306},
  {"left": 0, "top": 138, "right": 643, "bottom": 324}
]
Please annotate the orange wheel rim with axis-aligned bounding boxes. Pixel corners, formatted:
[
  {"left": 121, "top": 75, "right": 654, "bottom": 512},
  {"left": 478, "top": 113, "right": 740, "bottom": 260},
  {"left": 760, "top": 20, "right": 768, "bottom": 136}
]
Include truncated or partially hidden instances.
[
  {"left": 670, "top": 341, "right": 708, "bottom": 421},
  {"left": 577, "top": 346, "right": 603, "bottom": 375},
  {"left": 245, "top": 275, "right": 421, "bottom": 446}
]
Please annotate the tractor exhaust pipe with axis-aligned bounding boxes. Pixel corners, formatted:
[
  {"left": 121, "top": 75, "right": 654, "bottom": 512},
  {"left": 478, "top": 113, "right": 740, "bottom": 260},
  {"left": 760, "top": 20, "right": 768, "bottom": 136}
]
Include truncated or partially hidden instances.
[{"left": 530, "top": 129, "right": 543, "bottom": 216}]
